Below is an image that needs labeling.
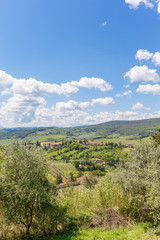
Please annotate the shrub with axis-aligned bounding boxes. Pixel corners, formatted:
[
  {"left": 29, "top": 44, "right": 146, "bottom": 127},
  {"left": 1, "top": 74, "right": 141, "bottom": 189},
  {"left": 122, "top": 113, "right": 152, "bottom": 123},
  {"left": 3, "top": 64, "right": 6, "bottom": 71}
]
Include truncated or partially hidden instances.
[{"left": 113, "top": 144, "right": 160, "bottom": 224}]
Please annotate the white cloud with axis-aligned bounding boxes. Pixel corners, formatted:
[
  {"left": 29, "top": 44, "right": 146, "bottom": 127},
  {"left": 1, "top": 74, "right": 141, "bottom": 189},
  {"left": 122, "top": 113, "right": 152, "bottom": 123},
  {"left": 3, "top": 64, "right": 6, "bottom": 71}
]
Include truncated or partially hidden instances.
[
  {"left": 125, "top": 0, "right": 160, "bottom": 13},
  {"left": 33, "top": 108, "right": 157, "bottom": 128},
  {"left": 135, "top": 49, "right": 153, "bottom": 61},
  {"left": 1, "top": 72, "right": 112, "bottom": 98},
  {"left": 116, "top": 90, "right": 132, "bottom": 97},
  {"left": 71, "top": 77, "right": 112, "bottom": 92},
  {"left": 132, "top": 102, "right": 150, "bottom": 110},
  {"left": 0, "top": 70, "right": 16, "bottom": 90},
  {"left": 92, "top": 97, "right": 114, "bottom": 105},
  {"left": 0, "top": 70, "right": 113, "bottom": 127},
  {"left": 0, "top": 94, "right": 46, "bottom": 124},
  {"left": 158, "top": 1, "right": 160, "bottom": 13},
  {"left": 55, "top": 97, "right": 114, "bottom": 112},
  {"left": 0, "top": 95, "right": 115, "bottom": 127},
  {"left": 56, "top": 100, "right": 82, "bottom": 112},
  {"left": 135, "top": 49, "right": 160, "bottom": 66},
  {"left": 136, "top": 83, "right": 160, "bottom": 95},
  {"left": 91, "top": 110, "right": 156, "bottom": 124},
  {"left": 5, "top": 78, "right": 79, "bottom": 97},
  {"left": 152, "top": 51, "right": 160, "bottom": 66},
  {"left": 124, "top": 65, "right": 160, "bottom": 83},
  {"left": 79, "top": 101, "right": 93, "bottom": 109},
  {"left": 125, "top": 0, "right": 154, "bottom": 9},
  {"left": 123, "top": 84, "right": 130, "bottom": 88}
]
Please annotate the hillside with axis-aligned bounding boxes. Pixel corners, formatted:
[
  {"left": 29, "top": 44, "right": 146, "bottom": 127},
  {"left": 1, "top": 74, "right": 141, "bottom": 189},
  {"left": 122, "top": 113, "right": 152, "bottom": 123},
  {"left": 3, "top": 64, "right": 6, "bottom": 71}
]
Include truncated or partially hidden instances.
[
  {"left": 77, "top": 118, "right": 160, "bottom": 137},
  {"left": 0, "top": 118, "right": 160, "bottom": 144}
]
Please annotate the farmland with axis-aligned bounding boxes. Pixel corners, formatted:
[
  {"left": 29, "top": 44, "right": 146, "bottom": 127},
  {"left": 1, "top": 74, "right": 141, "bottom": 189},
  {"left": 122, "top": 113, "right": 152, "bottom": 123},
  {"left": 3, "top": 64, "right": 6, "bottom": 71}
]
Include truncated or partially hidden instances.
[{"left": 0, "top": 118, "right": 159, "bottom": 146}]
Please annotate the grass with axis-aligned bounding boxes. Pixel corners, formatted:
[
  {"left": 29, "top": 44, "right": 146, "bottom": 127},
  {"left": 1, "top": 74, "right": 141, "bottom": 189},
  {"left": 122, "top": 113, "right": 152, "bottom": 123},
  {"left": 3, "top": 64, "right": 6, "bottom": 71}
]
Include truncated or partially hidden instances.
[
  {"left": 53, "top": 162, "right": 78, "bottom": 176},
  {"left": 95, "top": 136, "right": 141, "bottom": 145},
  {"left": 41, "top": 224, "right": 158, "bottom": 240}
]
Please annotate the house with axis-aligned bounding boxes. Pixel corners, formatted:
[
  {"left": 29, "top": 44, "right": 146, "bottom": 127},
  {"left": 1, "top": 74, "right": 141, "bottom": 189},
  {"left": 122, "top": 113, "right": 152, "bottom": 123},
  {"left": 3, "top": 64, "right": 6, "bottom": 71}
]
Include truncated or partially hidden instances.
[
  {"left": 90, "top": 158, "right": 103, "bottom": 164},
  {"left": 50, "top": 142, "right": 63, "bottom": 149},
  {"left": 40, "top": 142, "right": 51, "bottom": 147},
  {"left": 116, "top": 141, "right": 122, "bottom": 146},
  {"left": 126, "top": 143, "right": 133, "bottom": 148},
  {"left": 86, "top": 141, "right": 104, "bottom": 146}
]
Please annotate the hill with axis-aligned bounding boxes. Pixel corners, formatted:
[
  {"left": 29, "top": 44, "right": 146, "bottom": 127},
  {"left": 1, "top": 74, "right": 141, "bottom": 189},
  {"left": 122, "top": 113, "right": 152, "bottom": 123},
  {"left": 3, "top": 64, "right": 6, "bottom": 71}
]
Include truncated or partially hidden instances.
[
  {"left": 0, "top": 118, "right": 160, "bottom": 144},
  {"left": 77, "top": 118, "right": 160, "bottom": 137}
]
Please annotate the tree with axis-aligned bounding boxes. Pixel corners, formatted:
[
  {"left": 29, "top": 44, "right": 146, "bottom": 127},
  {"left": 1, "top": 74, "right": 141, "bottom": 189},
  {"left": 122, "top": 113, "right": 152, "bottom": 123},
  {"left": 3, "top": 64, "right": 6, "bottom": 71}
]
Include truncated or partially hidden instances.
[
  {"left": 82, "top": 173, "right": 98, "bottom": 188},
  {"left": 55, "top": 174, "right": 63, "bottom": 184},
  {"left": 113, "top": 144, "right": 160, "bottom": 223},
  {"left": 152, "top": 129, "right": 160, "bottom": 145},
  {"left": 69, "top": 172, "right": 75, "bottom": 182},
  {"left": 36, "top": 140, "right": 40, "bottom": 146},
  {"left": 0, "top": 141, "right": 56, "bottom": 239}
]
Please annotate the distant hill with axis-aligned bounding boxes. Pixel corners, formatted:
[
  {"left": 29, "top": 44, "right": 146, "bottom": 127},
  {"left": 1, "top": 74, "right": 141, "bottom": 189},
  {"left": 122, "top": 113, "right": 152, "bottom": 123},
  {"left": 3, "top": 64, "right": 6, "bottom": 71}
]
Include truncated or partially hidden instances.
[
  {"left": 0, "top": 118, "right": 160, "bottom": 143},
  {"left": 76, "top": 118, "right": 160, "bottom": 137}
]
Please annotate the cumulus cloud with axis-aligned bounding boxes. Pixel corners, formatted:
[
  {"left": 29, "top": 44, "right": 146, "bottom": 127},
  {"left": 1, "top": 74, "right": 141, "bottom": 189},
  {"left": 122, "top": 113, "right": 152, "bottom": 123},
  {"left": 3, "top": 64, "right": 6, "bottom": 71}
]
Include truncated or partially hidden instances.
[
  {"left": 135, "top": 49, "right": 160, "bottom": 66},
  {"left": 0, "top": 70, "right": 16, "bottom": 90},
  {"left": 33, "top": 108, "right": 157, "bottom": 128},
  {"left": 136, "top": 83, "right": 160, "bottom": 95},
  {"left": 0, "top": 70, "right": 113, "bottom": 127},
  {"left": 1, "top": 73, "right": 112, "bottom": 98},
  {"left": 132, "top": 102, "right": 150, "bottom": 110},
  {"left": 125, "top": 0, "right": 160, "bottom": 14},
  {"left": 125, "top": 0, "right": 154, "bottom": 9},
  {"left": 91, "top": 110, "right": 156, "bottom": 124},
  {"left": 0, "top": 98, "right": 157, "bottom": 128},
  {"left": 3, "top": 78, "right": 80, "bottom": 97},
  {"left": 0, "top": 94, "right": 46, "bottom": 124},
  {"left": 116, "top": 90, "right": 132, "bottom": 97},
  {"left": 124, "top": 65, "right": 160, "bottom": 83},
  {"left": 56, "top": 100, "right": 82, "bottom": 112},
  {"left": 92, "top": 97, "right": 114, "bottom": 105},
  {"left": 71, "top": 77, "right": 112, "bottom": 92},
  {"left": 135, "top": 49, "right": 153, "bottom": 61},
  {"left": 158, "top": 1, "right": 160, "bottom": 13},
  {"left": 55, "top": 97, "right": 114, "bottom": 112},
  {"left": 152, "top": 51, "right": 160, "bottom": 66}
]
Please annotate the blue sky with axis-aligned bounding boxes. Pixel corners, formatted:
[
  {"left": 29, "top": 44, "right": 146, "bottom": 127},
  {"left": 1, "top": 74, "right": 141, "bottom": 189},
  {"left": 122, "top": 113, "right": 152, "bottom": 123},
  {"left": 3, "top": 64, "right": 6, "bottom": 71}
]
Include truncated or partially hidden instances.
[{"left": 0, "top": 0, "right": 160, "bottom": 127}]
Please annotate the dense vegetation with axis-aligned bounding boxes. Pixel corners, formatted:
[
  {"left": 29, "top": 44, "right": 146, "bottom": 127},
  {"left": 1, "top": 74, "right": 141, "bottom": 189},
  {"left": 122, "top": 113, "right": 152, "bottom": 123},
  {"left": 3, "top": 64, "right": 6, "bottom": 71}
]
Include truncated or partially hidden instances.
[
  {"left": 49, "top": 141, "right": 124, "bottom": 166},
  {"left": 1, "top": 130, "right": 160, "bottom": 239}
]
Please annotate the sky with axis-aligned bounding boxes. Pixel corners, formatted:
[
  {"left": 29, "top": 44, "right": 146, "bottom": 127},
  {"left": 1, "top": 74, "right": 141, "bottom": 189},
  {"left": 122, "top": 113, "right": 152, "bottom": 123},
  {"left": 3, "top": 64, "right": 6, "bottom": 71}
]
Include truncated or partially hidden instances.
[{"left": 0, "top": 0, "right": 160, "bottom": 128}]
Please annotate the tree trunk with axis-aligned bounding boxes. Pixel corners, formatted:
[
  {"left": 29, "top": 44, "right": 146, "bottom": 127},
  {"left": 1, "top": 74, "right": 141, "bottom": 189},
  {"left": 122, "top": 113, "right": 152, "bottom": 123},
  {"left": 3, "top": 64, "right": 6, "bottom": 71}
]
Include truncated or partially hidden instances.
[{"left": 26, "top": 225, "right": 32, "bottom": 240}]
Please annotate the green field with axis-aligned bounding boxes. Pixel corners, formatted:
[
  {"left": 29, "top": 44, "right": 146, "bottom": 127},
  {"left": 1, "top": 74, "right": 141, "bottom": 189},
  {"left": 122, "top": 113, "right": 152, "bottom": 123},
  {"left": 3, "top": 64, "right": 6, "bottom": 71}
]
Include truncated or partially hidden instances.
[
  {"left": 53, "top": 162, "right": 78, "bottom": 176},
  {"left": 41, "top": 224, "right": 158, "bottom": 240},
  {"left": 0, "top": 118, "right": 160, "bottom": 146}
]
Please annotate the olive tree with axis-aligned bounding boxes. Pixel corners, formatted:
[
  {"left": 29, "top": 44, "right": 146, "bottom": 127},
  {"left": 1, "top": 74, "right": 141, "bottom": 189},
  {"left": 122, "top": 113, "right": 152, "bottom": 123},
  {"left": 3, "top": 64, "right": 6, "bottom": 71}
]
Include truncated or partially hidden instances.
[
  {"left": 113, "top": 144, "right": 160, "bottom": 224},
  {"left": 0, "top": 142, "right": 56, "bottom": 239}
]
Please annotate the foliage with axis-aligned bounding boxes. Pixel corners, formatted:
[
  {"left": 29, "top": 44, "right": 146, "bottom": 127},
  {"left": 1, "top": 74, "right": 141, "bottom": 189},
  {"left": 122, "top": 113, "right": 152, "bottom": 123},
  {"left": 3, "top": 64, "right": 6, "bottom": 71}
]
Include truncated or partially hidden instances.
[
  {"left": 73, "top": 160, "right": 106, "bottom": 172},
  {"left": 113, "top": 144, "right": 160, "bottom": 224},
  {"left": 58, "top": 176, "right": 124, "bottom": 221},
  {"left": 43, "top": 223, "right": 157, "bottom": 240},
  {"left": 151, "top": 128, "right": 160, "bottom": 145},
  {"left": 0, "top": 141, "right": 63, "bottom": 239},
  {"left": 55, "top": 174, "right": 63, "bottom": 184},
  {"left": 81, "top": 173, "right": 98, "bottom": 188}
]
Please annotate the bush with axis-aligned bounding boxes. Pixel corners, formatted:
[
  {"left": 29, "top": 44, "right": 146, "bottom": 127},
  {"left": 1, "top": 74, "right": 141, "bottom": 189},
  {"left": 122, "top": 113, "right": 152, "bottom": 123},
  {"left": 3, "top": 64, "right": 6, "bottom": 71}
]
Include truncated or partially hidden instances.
[{"left": 113, "top": 144, "right": 160, "bottom": 224}]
